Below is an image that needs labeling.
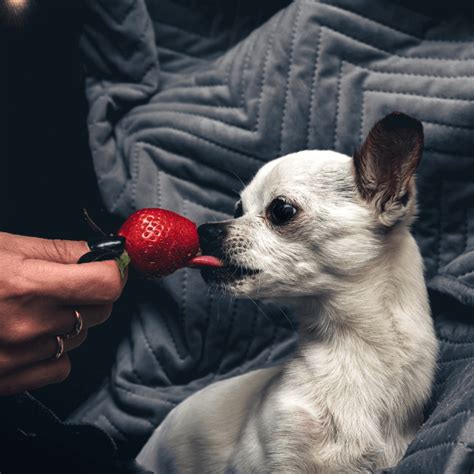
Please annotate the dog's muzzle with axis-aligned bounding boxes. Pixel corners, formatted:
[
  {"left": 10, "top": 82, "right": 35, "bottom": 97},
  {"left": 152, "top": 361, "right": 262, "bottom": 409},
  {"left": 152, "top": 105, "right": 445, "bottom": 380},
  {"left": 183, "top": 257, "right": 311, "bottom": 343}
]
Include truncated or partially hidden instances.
[{"left": 197, "top": 222, "right": 259, "bottom": 285}]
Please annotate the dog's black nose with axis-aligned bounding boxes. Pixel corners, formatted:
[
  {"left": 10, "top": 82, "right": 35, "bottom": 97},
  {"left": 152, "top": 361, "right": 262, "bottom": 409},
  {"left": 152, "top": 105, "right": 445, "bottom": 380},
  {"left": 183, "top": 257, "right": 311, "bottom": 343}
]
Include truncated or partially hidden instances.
[
  {"left": 198, "top": 223, "right": 226, "bottom": 245},
  {"left": 198, "top": 223, "right": 227, "bottom": 252}
]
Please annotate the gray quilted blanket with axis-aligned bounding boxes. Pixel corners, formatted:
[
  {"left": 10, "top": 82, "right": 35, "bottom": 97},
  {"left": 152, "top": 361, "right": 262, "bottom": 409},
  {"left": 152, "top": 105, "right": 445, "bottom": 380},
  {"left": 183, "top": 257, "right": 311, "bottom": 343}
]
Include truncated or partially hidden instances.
[{"left": 71, "top": 0, "right": 474, "bottom": 471}]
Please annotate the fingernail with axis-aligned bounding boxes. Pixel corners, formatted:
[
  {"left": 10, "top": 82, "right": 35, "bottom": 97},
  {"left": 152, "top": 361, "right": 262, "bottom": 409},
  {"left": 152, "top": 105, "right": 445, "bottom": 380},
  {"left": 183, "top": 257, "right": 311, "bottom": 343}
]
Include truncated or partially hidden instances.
[
  {"left": 87, "top": 236, "right": 125, "bottom": 253},
  {"left": 77, "top": 250, "right": 118, "bottom": 264}
]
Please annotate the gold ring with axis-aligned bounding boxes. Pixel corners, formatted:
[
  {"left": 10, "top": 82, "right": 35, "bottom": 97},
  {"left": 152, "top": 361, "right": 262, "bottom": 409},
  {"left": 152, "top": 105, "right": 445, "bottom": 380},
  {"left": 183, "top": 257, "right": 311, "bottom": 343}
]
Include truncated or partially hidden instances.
[
  {"left": 53, "top": 335, "right": 65, "bottom": 360},
  {"left": 64, "top": 309, "right": 83, "bottom": 340}
]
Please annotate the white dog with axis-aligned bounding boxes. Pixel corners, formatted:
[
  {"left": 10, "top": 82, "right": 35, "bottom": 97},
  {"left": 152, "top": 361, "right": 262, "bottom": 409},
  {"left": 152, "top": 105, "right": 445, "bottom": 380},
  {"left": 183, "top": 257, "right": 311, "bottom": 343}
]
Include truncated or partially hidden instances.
[{"left": 137, "top": 112, "right": 438, "bottom": 473}]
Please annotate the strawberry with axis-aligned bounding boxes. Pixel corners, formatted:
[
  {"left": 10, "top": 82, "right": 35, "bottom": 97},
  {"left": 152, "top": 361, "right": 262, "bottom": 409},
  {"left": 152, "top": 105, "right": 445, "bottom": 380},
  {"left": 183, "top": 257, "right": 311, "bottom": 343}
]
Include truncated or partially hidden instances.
[
  {"left": 118, "top": 208, "right": 200, "bottom": 277},
  {"left": 117, "top": 207, "right": 223, "bottom": 277}
]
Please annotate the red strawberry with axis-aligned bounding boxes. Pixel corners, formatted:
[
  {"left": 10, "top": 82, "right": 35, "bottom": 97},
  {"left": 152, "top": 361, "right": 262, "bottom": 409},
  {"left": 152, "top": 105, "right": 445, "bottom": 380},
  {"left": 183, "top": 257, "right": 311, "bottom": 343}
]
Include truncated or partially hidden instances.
[
  {"left": 118, "top": 208, "right": 222, "bottom": 277},
  {"left": 118, "top": 208, "right": 199, "bottom": 277}
]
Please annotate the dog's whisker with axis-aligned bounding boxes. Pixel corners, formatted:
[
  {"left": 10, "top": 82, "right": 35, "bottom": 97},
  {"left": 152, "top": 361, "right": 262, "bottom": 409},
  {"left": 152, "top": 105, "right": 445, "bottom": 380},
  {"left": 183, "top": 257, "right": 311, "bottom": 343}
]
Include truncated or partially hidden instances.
[
  {"left": 227, "top": 295, "right": 235, "bottom": 314},
  {"left": 256, "top": 271, "right": 263, "bottom": 298},
  {"left": 246, "top": 295, "right": 272, "bottom": 324},
  {"left": 215, "top": 165, "right": 247, "bottom": 191},
  {"left": 268, "top": 302, "right": 295, "bottom": 331}
]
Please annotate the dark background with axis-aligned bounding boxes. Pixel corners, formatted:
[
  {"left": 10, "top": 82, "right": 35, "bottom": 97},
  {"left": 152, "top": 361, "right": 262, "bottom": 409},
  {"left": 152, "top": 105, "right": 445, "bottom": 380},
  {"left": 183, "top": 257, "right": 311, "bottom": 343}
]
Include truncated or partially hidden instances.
[
  {"left": 0, "top": 0, "right": 102, "bottom": 239},
  {"left": 0, "top": 0, "right": 131, "bottom": 417}
]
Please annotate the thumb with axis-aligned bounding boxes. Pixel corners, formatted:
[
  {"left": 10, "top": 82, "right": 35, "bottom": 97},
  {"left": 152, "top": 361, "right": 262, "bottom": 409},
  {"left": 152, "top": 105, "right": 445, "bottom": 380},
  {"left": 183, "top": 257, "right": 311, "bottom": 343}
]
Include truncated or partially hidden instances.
[{"left": 1, "top": 232, "right": 90, "bottom": 264}]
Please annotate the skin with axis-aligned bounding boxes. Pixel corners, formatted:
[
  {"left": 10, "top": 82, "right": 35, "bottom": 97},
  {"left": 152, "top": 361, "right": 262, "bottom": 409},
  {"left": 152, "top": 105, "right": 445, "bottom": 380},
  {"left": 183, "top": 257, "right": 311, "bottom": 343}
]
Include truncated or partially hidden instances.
[{"left": 0, "top": 232, "right": 126, "bottom": 395}]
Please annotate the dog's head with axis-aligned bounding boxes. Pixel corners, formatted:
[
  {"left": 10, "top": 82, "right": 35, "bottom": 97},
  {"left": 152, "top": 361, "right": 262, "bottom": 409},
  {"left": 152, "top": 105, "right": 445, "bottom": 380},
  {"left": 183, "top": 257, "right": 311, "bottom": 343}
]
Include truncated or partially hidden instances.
[{"left": 199, "top": 112, "right": 423, "bottom": 298}]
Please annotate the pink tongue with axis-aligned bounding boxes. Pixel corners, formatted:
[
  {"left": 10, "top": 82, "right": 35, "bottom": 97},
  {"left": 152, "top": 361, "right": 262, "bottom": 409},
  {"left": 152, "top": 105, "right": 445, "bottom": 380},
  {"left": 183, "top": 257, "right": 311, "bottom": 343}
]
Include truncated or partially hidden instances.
[{"left": 187, "top": 255, "right": 224, "bottom": 268}]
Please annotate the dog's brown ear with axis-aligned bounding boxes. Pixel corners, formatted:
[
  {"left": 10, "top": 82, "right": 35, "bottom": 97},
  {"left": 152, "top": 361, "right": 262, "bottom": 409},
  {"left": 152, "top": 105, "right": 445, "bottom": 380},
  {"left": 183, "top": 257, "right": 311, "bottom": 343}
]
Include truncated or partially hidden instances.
[{"left": 353, "top": 112, "right": 423, "bottom": 224}]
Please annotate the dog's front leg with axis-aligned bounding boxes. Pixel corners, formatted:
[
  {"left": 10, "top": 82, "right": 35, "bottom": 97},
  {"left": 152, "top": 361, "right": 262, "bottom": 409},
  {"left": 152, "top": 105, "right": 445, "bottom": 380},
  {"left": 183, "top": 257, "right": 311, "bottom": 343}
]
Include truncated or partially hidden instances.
[{"left": 137, "top": 367, "right": 281, "bottom": 473}]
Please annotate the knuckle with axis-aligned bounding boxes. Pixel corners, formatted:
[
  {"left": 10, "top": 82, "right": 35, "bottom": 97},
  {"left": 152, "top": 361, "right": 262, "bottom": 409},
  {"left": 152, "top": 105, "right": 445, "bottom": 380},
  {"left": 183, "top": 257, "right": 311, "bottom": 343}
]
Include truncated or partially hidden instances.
[
  {"left": 5, "top": 265, "right": 39, "bottom": 299},
  {"left": 49, "top": 239, "right": 72, "bottom": 261},
  {"left": 46, "top": 239, "right": 87, "bottom": 264},
  {"left": 8, "top": 320, "right": 37, "bottom": 345}
]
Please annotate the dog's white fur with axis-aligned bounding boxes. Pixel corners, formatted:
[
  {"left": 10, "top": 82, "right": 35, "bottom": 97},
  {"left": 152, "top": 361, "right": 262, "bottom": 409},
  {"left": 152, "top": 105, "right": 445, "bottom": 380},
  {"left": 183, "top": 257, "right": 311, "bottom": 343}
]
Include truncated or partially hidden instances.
[{"left": 137, "top": 117, "right": 438, "bottom": 473}]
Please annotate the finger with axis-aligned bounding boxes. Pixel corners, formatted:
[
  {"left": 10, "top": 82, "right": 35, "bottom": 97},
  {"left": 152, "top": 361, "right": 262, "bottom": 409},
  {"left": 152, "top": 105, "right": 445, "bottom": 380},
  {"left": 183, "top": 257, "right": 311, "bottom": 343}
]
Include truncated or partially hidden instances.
[
  {"left": 0, "top": 354, "right": 71, "bottom": 396},
  {"left": 22, "top": 258, "right": 126, "bottom": 305},
  {"left": 35, "top": 304, "right": 113, "bottom": 337},
  {"left": 0, "top": 330, "right": 87, "bottom": 376},
  {"left": 0, "top": 303, "right": 114, "bottom": 346},
  {"left": 78, "top": 303, "right": 113, "bottom": 328},
  {"left": 0, "top": 232, "right": 90, "bottom": 264},
  {"left": 61, "top": 304, "right": 114, "bottom": 330}
]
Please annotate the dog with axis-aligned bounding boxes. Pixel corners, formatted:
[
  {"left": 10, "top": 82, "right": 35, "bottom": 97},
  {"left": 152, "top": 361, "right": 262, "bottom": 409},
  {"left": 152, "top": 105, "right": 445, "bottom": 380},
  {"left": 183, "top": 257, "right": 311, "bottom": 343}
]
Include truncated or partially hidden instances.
[{"left": 137, "top": 112, "right": 439, "bottom": 473}]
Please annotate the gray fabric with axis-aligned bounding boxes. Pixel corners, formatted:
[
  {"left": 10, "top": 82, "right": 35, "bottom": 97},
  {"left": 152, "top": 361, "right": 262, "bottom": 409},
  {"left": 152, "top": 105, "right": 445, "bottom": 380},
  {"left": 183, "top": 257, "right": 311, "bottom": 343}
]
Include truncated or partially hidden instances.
[{"left": 71, "top": 0, "right": 474, "bottom": 471}]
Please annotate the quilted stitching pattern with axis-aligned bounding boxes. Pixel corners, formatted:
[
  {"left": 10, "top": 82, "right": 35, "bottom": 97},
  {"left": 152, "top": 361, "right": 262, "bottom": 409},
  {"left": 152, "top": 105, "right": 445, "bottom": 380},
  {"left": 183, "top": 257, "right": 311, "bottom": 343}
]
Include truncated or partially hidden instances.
[{"left": 73, "top": 0, "right": 474, "bottom": 470}]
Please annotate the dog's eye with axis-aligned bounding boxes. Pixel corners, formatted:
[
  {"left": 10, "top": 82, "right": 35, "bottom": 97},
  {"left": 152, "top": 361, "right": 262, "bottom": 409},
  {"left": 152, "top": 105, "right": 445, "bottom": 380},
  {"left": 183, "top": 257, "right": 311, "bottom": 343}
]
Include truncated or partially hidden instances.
[
  {"left": 267, "top": 198, "right": 297, "bottom": 226},
  {"left": 234, "top": 201, "right": 243, "bottom": 218}
]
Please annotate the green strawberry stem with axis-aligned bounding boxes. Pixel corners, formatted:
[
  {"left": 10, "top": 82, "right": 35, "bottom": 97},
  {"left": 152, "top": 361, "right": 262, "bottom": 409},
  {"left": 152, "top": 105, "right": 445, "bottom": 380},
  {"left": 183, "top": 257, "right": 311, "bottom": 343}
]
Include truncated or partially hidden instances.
[{"left": 116, "top": 250, "right": 131, "bottom": 279}]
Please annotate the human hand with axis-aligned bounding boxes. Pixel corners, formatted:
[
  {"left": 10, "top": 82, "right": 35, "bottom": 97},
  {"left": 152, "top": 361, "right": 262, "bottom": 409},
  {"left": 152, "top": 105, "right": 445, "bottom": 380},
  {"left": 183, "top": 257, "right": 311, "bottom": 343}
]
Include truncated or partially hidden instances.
[{"left": 0, "top": 232, "right": 126, "bottom": 395}]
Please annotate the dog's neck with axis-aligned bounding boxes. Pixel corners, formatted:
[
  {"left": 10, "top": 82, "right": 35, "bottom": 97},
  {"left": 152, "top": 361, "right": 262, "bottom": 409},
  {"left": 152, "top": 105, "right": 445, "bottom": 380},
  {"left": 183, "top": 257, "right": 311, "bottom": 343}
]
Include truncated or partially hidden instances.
[
  {"left": 284, "top": 226, "right": 437, "bottom": 449},
  {"left": 296, "top": 226, "right": 430, "bottom": 351}
]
